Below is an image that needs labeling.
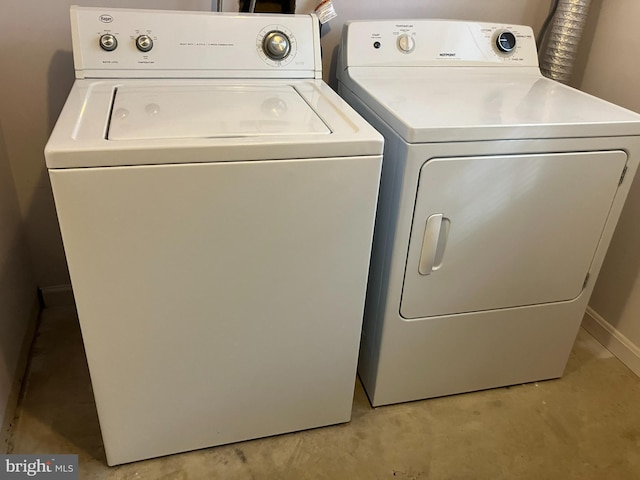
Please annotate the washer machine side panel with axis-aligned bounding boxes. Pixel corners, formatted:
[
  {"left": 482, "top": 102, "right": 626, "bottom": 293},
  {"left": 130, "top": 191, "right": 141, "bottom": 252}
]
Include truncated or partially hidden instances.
[
  {"left": 49, "top": 155, "right": 381, "bottom": 465},
  {"left": 339, "top": 82, "right": 406, "bottom": 399}
]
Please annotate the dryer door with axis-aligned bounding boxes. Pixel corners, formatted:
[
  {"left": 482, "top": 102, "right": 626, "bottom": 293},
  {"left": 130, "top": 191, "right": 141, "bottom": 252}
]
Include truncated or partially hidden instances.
[{"left": 400, "top": 150, "right": 627, "bottom": 319}]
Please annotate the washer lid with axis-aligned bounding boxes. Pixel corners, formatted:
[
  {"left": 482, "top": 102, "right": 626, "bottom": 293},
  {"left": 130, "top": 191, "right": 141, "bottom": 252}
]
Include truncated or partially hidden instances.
[
  {"left": 44, "top": 78, "right": 384, "bottom": 169},
  {"left": 108, "top": 85, "right": 330, "bottom": 140}
]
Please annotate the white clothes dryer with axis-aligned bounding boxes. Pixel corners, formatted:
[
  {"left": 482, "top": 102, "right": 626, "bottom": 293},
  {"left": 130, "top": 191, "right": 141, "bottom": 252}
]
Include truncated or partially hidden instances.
[
  {"left": 337, "top": 19, "right": 640, "bottom": 407},
  {"left": 45, "top": 7, "right": 383, "bottom": 465}
]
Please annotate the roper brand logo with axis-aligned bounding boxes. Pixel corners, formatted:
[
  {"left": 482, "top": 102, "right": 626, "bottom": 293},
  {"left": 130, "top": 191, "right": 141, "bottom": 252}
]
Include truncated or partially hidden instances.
[{"left": 99, "top": 14, "right": 113, "bottom": 23}]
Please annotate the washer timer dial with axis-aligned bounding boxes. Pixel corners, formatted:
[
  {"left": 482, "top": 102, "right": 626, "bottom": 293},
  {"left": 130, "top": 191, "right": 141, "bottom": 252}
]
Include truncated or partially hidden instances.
[
  {"left": 257, "top": 26, "right": 297, "bottom": 66},
  {"left": 496, "top": 31, "right": 517, "bottom": 53},
  {"left": 263, "top": 30, "right": 291, "bottom": 61}
]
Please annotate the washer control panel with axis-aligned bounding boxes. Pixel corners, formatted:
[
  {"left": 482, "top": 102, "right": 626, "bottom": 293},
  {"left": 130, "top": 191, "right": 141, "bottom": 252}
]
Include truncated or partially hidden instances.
[
  {"left": 71, "top": 6, "right": 320, "bottom": 78},
  {"left": 342, "top": 20, "right": 538, "bottom": 68}
]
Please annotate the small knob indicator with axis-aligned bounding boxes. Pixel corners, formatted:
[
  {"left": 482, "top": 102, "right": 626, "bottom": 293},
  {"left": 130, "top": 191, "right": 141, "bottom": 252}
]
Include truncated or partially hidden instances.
[
  {"left": 263, "top": 31, "right": 291, "bottom": 61},
  {"left": 136, "top": 35, "right": 153, "bottom": 52},
  {"left": 99, "top": 34, "right": 117, "bottom": 52},
  {"left": 496, "top": 31, "right": 516, "bottom": 53},
  {"left": 397, "top": 34, "right": 415, "bottom": 53}
]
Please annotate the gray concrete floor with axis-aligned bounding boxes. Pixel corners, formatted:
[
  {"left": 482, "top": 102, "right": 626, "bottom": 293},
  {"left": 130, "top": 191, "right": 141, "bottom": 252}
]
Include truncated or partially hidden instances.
[{"left": 6, "top": 306, "right": 640, "bottom": 479}]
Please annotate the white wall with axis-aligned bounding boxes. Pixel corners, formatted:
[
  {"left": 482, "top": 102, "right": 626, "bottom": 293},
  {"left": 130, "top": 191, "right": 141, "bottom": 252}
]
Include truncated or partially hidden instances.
[
  {"left": 0, "top": 121, "right": 37, "bottom": 435},
  {"left": 0, "top": 0, "right": 213, "bottom": 292},
  {"left": 0, "top": 0, "right": 548, "bottom": 293},
  {"left": 579, "top": 0, "right": 640, "bottom": 375}
]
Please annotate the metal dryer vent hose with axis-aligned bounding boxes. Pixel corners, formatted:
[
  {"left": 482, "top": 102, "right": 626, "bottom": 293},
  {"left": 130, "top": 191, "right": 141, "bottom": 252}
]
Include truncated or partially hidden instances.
[{"left": 540, "top": 0, "right": 592, "bottom": 84}]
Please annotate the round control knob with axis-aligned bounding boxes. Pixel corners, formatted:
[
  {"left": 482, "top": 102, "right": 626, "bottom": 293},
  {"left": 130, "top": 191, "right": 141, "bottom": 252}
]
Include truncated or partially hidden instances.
[
  {"left": 263, "top": 31, "right": 291, "bottom": 61},
  {"left": 496, "top": 31, "right": 516, "bottom": 53},
  {"left": 136, "top": 35, "right": 153, "bottom": 53},
  {"left": 99, "top": 34, "right": 118, "bottom": 52},
  {"left": 397, "top": 34, "right": 415, "bottom": 53}
]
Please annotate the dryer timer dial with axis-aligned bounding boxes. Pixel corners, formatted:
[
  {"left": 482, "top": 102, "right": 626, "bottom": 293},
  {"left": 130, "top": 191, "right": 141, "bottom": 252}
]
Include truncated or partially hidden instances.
[{"left": 496, "top": 31, "right": 517, "bottom": 53}]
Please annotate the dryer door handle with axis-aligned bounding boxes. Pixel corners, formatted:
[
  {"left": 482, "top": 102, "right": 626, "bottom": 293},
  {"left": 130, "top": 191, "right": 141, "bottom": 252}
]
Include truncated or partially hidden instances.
[{"left": 418, "top": 214, "right": 450, "bottom": 275}]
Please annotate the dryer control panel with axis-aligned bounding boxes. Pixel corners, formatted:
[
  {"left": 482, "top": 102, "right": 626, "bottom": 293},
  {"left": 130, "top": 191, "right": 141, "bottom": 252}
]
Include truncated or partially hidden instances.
[
  {"left": 342, "top": 20, "right": 538, "bottom": 68},
  {"left": 71, "top": 6, "right": 322, "bottom": 79}
]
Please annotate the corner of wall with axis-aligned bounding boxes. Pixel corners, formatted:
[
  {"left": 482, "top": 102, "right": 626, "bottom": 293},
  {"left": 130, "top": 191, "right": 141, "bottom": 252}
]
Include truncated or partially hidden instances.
[
  {"left": 583, "top": 307, "right": 640, "bottom": 377},
  {"left": 39, "top": 285, "right": 75, "bottom": 308},
  {"left": 0, "top": 295, "right": 40, "bottom": 453}
]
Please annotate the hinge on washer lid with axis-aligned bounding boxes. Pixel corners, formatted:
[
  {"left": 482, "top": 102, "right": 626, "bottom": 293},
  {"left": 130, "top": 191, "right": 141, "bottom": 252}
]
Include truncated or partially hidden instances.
[
  {"left": 583, "top": 272, "right": 591, "bottom": 290},
  {"left": 619, "top": 165, "right": 628, "bottom": 186}
]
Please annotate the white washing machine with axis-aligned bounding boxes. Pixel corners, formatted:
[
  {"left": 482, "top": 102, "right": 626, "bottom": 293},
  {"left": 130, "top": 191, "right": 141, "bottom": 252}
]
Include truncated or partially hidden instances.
[
  {"left": 337, "top": 20, "right": 640, "bottom": 407},
  {"left": 45, "top": 7, "right": 383, "bottom": 465}
]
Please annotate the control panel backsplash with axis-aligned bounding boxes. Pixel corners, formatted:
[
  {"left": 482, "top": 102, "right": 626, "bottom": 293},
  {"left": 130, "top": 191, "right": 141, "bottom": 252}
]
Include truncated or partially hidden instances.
[
  {"left": 343, "top": 19, "right": 538, "bottom": 68},
  {"left": 71, "top": 6, "right": 321, "bottom": 78}
]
